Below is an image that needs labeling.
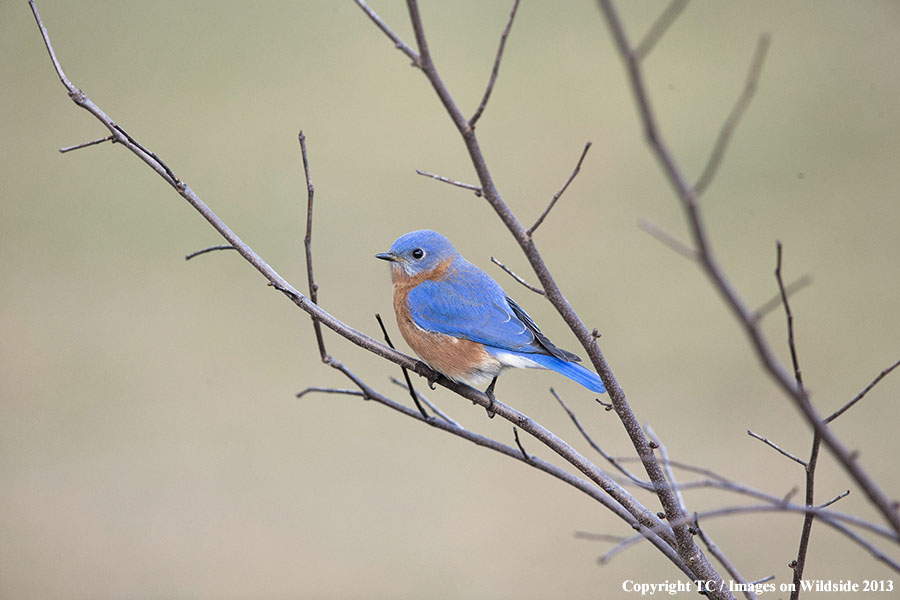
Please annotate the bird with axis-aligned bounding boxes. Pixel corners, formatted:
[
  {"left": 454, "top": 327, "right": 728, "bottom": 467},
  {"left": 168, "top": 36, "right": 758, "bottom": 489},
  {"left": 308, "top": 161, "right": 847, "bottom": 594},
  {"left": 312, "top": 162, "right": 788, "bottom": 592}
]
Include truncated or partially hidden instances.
[{"left": 376, "top": 230, "right": 606, "bottom": 409}]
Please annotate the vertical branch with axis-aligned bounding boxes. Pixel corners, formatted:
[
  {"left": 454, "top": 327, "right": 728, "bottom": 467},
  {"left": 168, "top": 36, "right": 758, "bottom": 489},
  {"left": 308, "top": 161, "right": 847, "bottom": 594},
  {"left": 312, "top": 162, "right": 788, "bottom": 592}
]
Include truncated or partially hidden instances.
[
  {"left": 299, "top": 131, "right": 328, "bottom": 359},
  {"left": 776, "top": 242, "right": 818, "bottom": 598}
]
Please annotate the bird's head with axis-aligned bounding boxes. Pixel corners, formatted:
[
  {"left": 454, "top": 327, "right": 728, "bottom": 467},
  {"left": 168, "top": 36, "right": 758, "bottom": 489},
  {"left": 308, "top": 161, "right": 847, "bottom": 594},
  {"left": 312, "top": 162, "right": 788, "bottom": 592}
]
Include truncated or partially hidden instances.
[{"left": 376, "top": 229, "right": 460, "bottom": 277}]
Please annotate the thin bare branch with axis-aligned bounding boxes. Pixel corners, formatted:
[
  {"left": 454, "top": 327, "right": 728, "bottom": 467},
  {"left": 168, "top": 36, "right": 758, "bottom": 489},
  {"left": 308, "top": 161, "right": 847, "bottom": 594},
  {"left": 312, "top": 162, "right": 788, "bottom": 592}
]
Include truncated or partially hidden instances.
[
  {"left": 637, "top": 218, "right": 698, "bottom": 261},
  {"left": 490, "top": 256, "right": 545, "bottom": 295},
  {"left": 752, "top": 274, "right": 813, "bottom": 322},
  {"left": 682, "top": 506, "right": 900, "bottom": 573},
  {"left": 377, "top": 313, "right": 429, "bottom": 420},
  {"left": 299, "top": 131, "right": 328, "bottom": 360},
  {"left": 574, "top": 531, "right": 628, "bottom": 543},
  {"left": 513, "top": 426, "right": 529, "bottom": 461},
  {"left": 826, "top": 357, "right": 900, "bottom": 423},
  {"left": 819, "top": 490, "right": 850, "bottom": 510},
  {"left": 184, "top": 244, "right": 236, "bottom": 261},
  {"left": 775, "top": 241, "right": 804, "bottom": 389},
  {"left": 647, "top": 424, "right": 685, "bottom": 512},
  {"left": 551, "top": 388, "right": 651, "bottom": 489},
  {"left": 389, "top": 377, "right": 460, "bottom": 428},
  {"left": 469, "top": 0, "right": 520, "bottom": 127},
  {"left": 694, "top": 515, "right": 759, "bottom": 600},
  {"left": 297, "top": 386, "right": 365, "bottom": 399},
  {"left": 353, "top": 0, "right": 419, "bottom": 65},
  {"left": 634, "top": 0, "right": 691, "bottom": 61},
  {"left": 598, "top": 533, "right": 644, "bottom": 565},
  {"left": 747, "top": 430, "right": 807, "bottom": 467},
  {"left": 694, "top": 34, "right": 771, "bottom": 197},
  {"left": 415, "top": 169, "right": 483, "bottom": 196},
  {"left": 527, "top": 141, "right": 592, "bottom": 237},
  {"left": 59, "top": 134, "right": 114, "bottom": 153}
]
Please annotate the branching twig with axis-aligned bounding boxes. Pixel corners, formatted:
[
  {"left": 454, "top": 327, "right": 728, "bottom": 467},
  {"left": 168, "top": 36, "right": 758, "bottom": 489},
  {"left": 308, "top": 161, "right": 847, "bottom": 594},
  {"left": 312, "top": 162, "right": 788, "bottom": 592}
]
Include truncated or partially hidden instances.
[
  {"left": 527, "top": 141, "right": 592, "bottom": 237},
  {"left": 694, "top": 34, "right": 770, "bottom": 197},
  {"left": 752, "top": 274, "right": 813, "bottom": 321},
  {"left": 184, "top": 244, "right": 236, "bottom": 261},
  {"left": 513, "top": 426, "right": 529, "bottom": 461},
  {"left": 694, "top": 515, "right": 759, "bottom": 600},
  {"left": 469, "top": 0, "right": 520, "bottom": 128},
  {"left": 59, "top": 134, "right": 114, "bottom": 153},
  {"left": 415, "top": 169, "right": 483, "bottom": 196},
  {"left": 634, "top": 0, "right": 691, "bottom": 61},
  {"left": 826, "top": 357, "right": 900, "bottom": 423},
  {"left": 747, "top": 430, "right": 807, "bottom": 467},
  {"left": 297, "top": 386, "right": 365, "bottom": 399},
  {"left": 637, "top": 218, "right": 698, "bottom": 261},
  {"left": 490, "top": 256, "right": 545, "bottom": 295},
  {"left": 551, "top": 388, "right": 650, "bottom": 489},
  {"left": 299, "top": 131, "right": 328, "bottom": 360},
  {"left": 389, "top": 377, "right": 460, "bottom": 428},
  {"left": 377, "top": 313, "right": 429, "bottom": 420}
]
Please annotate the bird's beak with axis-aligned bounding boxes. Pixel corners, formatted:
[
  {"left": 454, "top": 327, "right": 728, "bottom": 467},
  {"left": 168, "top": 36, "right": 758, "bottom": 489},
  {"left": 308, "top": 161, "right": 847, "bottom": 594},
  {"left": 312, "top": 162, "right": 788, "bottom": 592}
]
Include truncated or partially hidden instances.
[{"left": 375, "top": 252, "right": 397, "bottom": 262}]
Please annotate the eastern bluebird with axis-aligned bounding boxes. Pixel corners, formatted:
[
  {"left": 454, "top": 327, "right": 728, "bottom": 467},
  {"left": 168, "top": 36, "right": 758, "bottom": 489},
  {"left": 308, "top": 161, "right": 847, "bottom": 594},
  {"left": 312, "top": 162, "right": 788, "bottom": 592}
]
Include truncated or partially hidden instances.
[{"left": 376, "top": 230, "right": 606, "bottom": 404}]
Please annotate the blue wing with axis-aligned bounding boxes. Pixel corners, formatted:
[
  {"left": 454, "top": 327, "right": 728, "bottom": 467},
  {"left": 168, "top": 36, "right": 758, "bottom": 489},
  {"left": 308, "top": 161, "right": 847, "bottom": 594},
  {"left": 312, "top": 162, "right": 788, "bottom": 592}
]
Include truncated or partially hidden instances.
[{"left": 407, "top": 260, "right": 579, "bottom": 361}]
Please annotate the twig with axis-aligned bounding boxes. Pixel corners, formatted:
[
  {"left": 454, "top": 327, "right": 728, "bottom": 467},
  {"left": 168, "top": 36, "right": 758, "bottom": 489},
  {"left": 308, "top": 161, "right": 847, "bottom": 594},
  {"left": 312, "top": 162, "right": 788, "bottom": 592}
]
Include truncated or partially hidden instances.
[
  {"left": 826, "top": 357, "right": 900, "bottom": 423},
  {"left": 694, "top": 34, "right": 770, "bottom": 198},
  {"left": 469, "top": 0, "right": 520, "bottom": 128},
  {"left": 389, "top": 377, "right": 460, "bottom": 428},
  {"left": 353, "top": 0, "right": 419, "bottom": 65},
  {"left": 647, "top": 424, "right": 685, "bottom": 513},
  {"left": 694, "top": 514, "right": 759, "bottom": 600},
  {"left": 634, "top": 0, "right": 691, "bottom": 61},
  {"left": 597, "top": 533, "right": 644, "bottom": 564},
  {"left": 775, "top": 241, "right": 819, "bottom": 600},
  {"left": 597, "top": 0, "right": 900, "bottom": 537},
  {"left": 184, "top": 244, "right": 236, "bottom": 261},
  {"left": 415, "top": 169, "right": 483, "bottom": 196},
  {"left": 299, "top": 131, "right": 328, "bottom": 360},
  {"left": 679, "top": 505, "right": 900, "bottom": 573},
  {"left": 490, "top": 256, "right": 545, "bottom": 295},
  {"left": 747, "top": 430, "right": 806, "bottom": 467},
  {"left": 59, "top": 134, "right": 114, "bottom": 153},
  {"left": 527, "top": 142, "right": 592, "bottom": 237},
  {"left": 297, "top": 386, "right": 365, "bottom": 399},
  {"left": 513, "top": 426, "right": 529, "bottom": 461},
  {"left": 574, "top": 531, "right": 628, "bottom": 543},
  {"left": 377, "top": 313, "right": 429, "bottom": 420},
  {"left": 752, "top": 274, "right": 813, "bottom": 322},
  {"left": 551, "top": 388, "right": 650, "bottom": 488},
  {"left": 775, "top": 242, "right": 803, "bottom": 389},
  {"left": 637, "top": 218, "right": 698, "bottom": 261},
  {"left": 818, "top": 490, "right": 850, "bottom": 509}
]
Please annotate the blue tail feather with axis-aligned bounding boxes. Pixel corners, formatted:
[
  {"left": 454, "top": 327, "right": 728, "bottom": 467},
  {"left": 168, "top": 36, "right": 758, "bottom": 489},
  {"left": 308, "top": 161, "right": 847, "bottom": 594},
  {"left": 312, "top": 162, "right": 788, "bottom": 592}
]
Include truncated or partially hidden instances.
[{"left": 527, "top": 354, "right": 606, "bottom": 394}]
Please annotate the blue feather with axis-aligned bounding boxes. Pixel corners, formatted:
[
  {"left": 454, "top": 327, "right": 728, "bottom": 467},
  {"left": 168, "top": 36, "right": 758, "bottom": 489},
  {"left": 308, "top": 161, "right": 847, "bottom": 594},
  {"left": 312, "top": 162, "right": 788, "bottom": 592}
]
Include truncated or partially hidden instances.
[{"left": 524, "top": 353, "right": 606, "bottom": 393}]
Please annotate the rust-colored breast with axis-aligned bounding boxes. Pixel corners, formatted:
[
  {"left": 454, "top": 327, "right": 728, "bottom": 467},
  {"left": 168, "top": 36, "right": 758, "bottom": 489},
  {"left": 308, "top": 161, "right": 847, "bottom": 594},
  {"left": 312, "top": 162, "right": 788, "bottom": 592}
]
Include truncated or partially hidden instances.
[{"left": 390, "top": 260, "right": 499, "bottom": 387}]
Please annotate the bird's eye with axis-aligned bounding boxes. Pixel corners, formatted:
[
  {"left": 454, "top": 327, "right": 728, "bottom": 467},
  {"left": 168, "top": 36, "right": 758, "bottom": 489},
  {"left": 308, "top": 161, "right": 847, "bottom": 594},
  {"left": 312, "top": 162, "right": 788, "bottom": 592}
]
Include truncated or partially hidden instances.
[{"left": 412, "top": 248, "right": 425, "bottom": 259}]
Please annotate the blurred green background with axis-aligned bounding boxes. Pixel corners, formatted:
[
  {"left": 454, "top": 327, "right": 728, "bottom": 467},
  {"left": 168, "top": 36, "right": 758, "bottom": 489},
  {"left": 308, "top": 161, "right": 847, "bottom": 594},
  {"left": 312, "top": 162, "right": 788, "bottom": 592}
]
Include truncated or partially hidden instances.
[{"left": 3, "top": 1, "right": 899, "bottom": 598}]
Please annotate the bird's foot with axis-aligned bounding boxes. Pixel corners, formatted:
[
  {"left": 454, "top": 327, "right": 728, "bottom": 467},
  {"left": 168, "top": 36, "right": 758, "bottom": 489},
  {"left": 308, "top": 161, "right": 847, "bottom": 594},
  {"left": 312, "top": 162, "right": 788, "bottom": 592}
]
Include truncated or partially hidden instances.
[{"left": 483, "top": 377, "right": 498, "bottom": 419}]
